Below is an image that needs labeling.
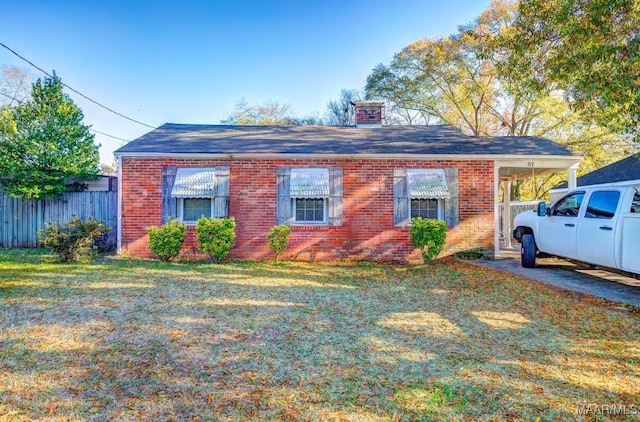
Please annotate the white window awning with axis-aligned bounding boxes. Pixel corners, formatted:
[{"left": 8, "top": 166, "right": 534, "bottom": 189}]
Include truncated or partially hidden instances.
[
  {"left": 407, "top": 169, "right": 450, "bottom": 199},
  {"left": 290, "top": 168, "right": 329, "bottom": 198},
  {"left": 171, "top": 168, "right": 216, "bottom": 198}
]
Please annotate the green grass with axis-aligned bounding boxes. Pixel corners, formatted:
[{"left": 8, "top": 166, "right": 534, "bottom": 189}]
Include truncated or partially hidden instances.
[{"left": 0, "top": 249, "right": 638, "bottom": 421}]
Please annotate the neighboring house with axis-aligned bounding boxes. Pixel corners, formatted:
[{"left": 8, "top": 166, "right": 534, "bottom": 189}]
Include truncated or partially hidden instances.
[
  {"left": 82, "top": 175, "right": 118, "bottom": 192},
  {"left": 114, "top": 102, "right": 582, "bottom": 261},
  {"left": 66, "top": 175, "right": 118, "bottom": 192},
  {"left": 549, "top": 154, "right": 640, "bottom": 202}
]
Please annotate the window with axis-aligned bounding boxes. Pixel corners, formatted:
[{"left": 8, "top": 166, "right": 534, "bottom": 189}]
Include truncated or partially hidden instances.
[
  {"left": 411, "top": 198, "right": 441, "bottom": 219},
  {"left": 181, "top": 198, "right": 213, "bottom": 222},
  {"left": 171, "top": 168, "right": 216, "bottom": 223},
  {"left": 290, "top": 168, "right": 330, "bottom": 225},
  {"left": 294, "top": 198, "right": 326, "bottom": 223},
  {"left": 162, "top": 166, "right": 229, "bottom": 224},
  {"left": 631, "top": 190, "right": 640, "bottom": 213},
  {"left": 585, "top": 191, "right": 620, "bottom": 219},
  {"left": 394, "top": 168, "right": 458, "bottom": 226},
  {"left": 276, "top": 166, "right": 343, "bottom": 226},
  {"left": 405, "top": 169, "right": 449, "bottom": 223},
  {"left": 552, "top": 192, "right": 585, "bottom": 217}
]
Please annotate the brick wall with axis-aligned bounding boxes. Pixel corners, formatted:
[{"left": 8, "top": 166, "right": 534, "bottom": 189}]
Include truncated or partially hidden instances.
[{"left": 120, "top": 158, "right": 494, "bottom": 262}]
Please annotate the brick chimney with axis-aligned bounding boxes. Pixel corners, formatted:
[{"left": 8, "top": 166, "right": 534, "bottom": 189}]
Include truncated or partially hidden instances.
[{"left": 353, "top": 101, "right": 383, "bottom": 127}]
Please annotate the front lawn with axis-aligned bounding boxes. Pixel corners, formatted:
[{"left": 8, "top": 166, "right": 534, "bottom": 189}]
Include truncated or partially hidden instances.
[{"left": 1, "top": 249, "right": 638, "bottom": 421}]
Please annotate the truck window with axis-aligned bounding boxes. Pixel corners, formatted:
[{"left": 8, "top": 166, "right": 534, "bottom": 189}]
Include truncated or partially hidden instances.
[
  {"left": 552, "top": 192, "right": 585, "bottom": 217},
  {"left": 585, "top": 190, "right": 620, "bottom": 219},
  {"left": 631, "top": 190, "right": 640, "bottom": 213}
]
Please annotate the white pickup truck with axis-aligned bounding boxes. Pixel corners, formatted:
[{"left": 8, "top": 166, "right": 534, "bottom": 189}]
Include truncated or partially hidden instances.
[{"left": 512, "top": 183, "right": 640, "bottom": 274}]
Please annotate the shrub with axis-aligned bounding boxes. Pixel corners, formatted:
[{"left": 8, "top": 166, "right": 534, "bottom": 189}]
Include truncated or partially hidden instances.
[
  {"left": 196, "top": 217, "right": 236, "bottom": 262},
  {"left": 267, "top": 224, "right": 291, "bottom": 261},
  {"left": 410, "top": 218, "right": 447, "bottom": 264},
  {"left": 37, "top": 215, "right": 111, "bottom": 262},
  {"left": 147, "top": 219, "right": 186, "bottom": 262}
]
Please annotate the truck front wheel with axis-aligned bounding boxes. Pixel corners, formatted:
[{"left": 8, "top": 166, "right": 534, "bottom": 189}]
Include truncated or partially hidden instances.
[{"left": 521, "top": 234, "right": 536, "bottom": 268}]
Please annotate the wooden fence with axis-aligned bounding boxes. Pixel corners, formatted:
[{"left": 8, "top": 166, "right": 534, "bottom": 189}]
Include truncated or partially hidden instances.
[{"left": 0, "top": 191, "right": 117, "bottom": 248}]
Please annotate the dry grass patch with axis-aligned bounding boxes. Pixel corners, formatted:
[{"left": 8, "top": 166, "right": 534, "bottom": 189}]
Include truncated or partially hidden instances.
[{"left": 0, "top": 249, "right": 638, "bottom": 421}]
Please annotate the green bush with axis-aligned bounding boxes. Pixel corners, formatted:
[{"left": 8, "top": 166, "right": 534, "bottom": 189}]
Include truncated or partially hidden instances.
[
  {"left": 267, "top": 224, "right": 292, "bottom": 261},
  {"left": 147, "top": 219, "right": 186, "bottom": 262},
  {"left": 37, "top": 215, "right": 111, "bottom": 262},
  {"left": 410, "top": 218, "right": 447, "bottom": 264},
  {"left": 196, "top": 217, "right": 236, "bottom": 262}
]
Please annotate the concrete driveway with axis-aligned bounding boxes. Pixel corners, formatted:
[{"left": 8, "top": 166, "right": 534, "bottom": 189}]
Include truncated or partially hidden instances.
[{"left": 469, "top": 249, "right": 640, "bottom": 308}]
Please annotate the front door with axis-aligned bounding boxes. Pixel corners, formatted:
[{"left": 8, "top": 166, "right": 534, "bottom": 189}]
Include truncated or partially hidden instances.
[
  {"left": 537, "top": 192, "right": 585, "bottom": 259},
  {"left": 576, "top": 190, "right": 621, "bottom": 268}
]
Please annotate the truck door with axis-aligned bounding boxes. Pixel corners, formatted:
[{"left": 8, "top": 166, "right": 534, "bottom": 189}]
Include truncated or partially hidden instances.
[
  {"left": 537, "top": 191, "right": 585, "bottom": 259},
  {"left": 576, "top": 190, "right": 621, "bottom": 268}
]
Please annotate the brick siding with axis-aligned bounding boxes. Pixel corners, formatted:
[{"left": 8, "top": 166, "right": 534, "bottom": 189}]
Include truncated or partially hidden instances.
[{"left": 120, "top": 158, "right": 494, "bottom": 262}]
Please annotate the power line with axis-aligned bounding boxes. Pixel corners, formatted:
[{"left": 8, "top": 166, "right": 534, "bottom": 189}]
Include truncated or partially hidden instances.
[
  {"left": 0, "top": 91, "right": 130, "bottom": 142},
  {"left": 90, "top": 128, "right": 129, "bottom": 142},
  {"left": 0, "top": 41, "right": 155, "bottom": 129}
]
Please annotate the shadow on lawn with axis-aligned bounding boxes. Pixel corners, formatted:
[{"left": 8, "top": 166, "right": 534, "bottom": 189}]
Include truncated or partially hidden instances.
[{"left": 1, "top": 251, "right": 639, "bottom": 420}]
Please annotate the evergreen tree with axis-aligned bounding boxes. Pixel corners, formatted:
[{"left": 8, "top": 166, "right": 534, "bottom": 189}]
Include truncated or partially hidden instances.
[{"left": 0, "top": 74, "right": 99, "bottom": 199}]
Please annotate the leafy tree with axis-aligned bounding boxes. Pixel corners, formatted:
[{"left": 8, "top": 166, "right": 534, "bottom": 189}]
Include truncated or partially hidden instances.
[
  {"left": 365, "top": 0, "right": 633, "bottom": 199},
  {"left": 325, "top": 89, "right": 361, "bottom": 126},
  {"left": 0, "top": 74, "right": 100, "bottom": 199},
  {"left": 366, "top": 1, "right": 519, "bottom": 135},
  {"left": 221, "top": 98, "right": 322, "bottom": 125},
  {"left": 0, "top": 66, "right": 32, "bottom": 107},
  {"left": 499, "top": 0, "right": 640, "bottom": 142}
]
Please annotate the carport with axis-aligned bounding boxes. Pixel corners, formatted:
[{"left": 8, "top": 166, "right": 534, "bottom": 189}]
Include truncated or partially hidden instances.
[{"left": 494, "top": 157, "right": 582, "bottom": 258}]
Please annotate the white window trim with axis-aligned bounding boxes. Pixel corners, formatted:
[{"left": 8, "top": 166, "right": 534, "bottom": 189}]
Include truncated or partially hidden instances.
[
  {"left": 291, "top": 198, "right": 328, "bottom": 225},
  {"left": 410, "top": 198, "right": 445, "bottom": 221},
  {"left": 178, "top": 197, "right": 215, "bottom": 225}
]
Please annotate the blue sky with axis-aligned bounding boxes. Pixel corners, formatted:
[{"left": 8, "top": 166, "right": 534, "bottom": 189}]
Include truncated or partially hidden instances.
[{"left": 1, "top": 0, "right": 491, "bottom": 164}]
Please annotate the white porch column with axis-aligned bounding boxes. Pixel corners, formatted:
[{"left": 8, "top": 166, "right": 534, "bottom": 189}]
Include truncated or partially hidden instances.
[
  {"left": 568, "top": 164, "right": 579, "bottom": 190},
  {"left": 494, "top": 164, "right": 501, "bottom": 258},
  {"left": 503, "top": 180, "right": 512, "bottom": 249}
]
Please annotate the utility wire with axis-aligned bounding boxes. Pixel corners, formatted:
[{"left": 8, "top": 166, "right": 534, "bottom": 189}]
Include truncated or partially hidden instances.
[
  {"left": 89, "top": 128, "right": 129, "bottom": 142},
  {"left": 0, "top": 91, "right": 130, "bottom": 142},
  {"left": 1, "top": 41, "right": 155, "bottom": 128}
]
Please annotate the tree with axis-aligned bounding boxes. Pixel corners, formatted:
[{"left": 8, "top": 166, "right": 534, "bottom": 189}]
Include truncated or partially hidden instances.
[
  {"left": 366, "top": 1, "right": 521, "bottom": 134},
  {"left": 221, "top": 98, "right": 322, "bottom": 125},
  {"left": 325, "top": 89, "right": 361, "bottom": 126},
  {"left": 499, "top": 0, "right": 640, "bottom": 142},
  {"left": 0, "top": 74, "right": 100, "bottom": 199},
  {"left": 0, "top": 66, "right": 32, "bottom": 107},
  {"left": 364, "top": 0, "right": 634, "bottom": 199}
]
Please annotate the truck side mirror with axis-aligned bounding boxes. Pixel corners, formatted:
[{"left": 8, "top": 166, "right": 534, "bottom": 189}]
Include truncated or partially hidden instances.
[{"left": 537, "top": 202, "right": 547, "bottom": 217}]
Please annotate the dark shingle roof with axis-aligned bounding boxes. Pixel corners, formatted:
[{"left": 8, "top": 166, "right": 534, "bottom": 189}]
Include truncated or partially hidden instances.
[
  {"left": 555, "top": 154, "right": 640, "bottom": 189},
  {"left": 115, "top": 123, "right": 580, "bottom": 157}
]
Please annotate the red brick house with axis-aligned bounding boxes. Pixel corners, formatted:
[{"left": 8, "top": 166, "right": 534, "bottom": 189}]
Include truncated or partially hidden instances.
[{"left": 114, "top": 102, "right": 581, "bottom": 261}]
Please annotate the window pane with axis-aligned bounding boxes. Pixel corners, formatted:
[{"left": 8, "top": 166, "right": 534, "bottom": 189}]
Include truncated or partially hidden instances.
[
  {"left": 411, "top": 199, "right": 438, "bottom": 219},
  {"left": 632, "top": 191, "right": 640, "bottom": 213},
  {"left": 295, "top": 199, "right": 325, "bottom": 222},
  {"left": 585, "top": 191, "right": 620, "bottom": 219},
  {"left": 184, "top": 199, "right": 211, "bottom": 221},
  {"left": 552, "top": 193, "right": 585, "bottom": 217}
]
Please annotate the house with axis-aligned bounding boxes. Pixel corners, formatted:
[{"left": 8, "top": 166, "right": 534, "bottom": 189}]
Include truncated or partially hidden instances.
[
  {"left": 549, "top": 154, "right": 640, "bottom": 202},
  {"left": 114, "top": 102, "right": 582, "bottom": 261},
  {"left": 64, "top": 174, "right": 117, "bottom": 192}
]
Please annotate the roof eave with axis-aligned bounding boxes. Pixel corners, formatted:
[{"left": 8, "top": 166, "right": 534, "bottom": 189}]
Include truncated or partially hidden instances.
[{"left": 114, "top": 151, "right": 583, "bottom": 161}]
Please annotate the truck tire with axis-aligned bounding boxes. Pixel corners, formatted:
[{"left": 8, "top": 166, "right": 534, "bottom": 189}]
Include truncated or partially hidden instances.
[{"left": 521, "top": 234, "right": 536, "bottom": 268}]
